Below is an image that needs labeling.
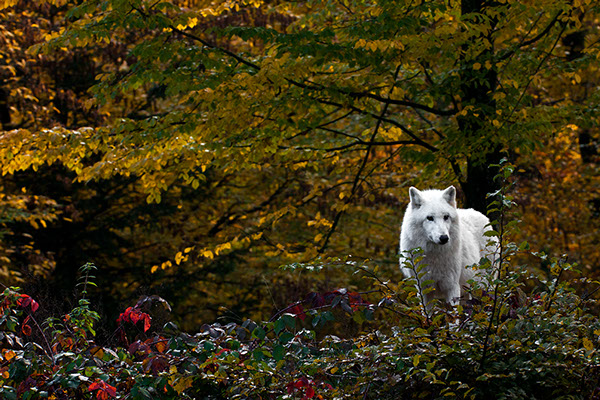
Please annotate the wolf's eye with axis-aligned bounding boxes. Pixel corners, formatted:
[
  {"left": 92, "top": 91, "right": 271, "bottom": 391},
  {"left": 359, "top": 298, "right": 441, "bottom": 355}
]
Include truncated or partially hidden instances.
[
  {"left": 443, "top": 215, "right": 450, "bottom": 221},
  {"left": 426, "top": 216, "right": 434, "bottom": 221}
]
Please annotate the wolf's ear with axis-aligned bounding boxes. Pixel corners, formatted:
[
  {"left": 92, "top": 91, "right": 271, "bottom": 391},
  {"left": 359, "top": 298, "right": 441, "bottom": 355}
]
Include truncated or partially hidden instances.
[
  {"left": 409, "top": 187, "right": 423, "bottom": 209},
  {"left": 442, "top": 186, "right": 457, "bottom": 208}
]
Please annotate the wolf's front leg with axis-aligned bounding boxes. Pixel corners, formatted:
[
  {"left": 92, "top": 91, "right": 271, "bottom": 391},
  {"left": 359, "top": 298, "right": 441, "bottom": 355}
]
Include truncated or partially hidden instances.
[{"left": 446, "top": 285, "right": 461, "bottom": 307}]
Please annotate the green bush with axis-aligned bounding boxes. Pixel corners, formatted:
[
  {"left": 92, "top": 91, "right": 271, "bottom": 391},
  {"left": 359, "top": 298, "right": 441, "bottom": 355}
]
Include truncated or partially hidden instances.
[{"left": 1, "top": 242, "right": 600, "bottom": 400}]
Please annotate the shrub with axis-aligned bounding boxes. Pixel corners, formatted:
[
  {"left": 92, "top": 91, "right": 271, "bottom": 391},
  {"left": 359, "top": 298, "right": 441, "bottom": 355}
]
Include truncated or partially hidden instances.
[{"left": 1, "top": 246, "right": 600, "bottom": 400}]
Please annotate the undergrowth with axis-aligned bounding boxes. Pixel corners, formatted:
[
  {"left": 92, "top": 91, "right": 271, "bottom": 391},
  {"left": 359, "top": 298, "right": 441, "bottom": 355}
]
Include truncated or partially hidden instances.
[{"left": 2, "top": 165, "right": 600, "bottom": 399}]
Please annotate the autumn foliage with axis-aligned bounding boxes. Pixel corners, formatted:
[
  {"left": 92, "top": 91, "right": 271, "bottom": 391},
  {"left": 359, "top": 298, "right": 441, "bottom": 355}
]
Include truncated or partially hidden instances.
[
  {"left": 2, "top": 245, "right": 600, "bottom": 399},
  {"left": 1, "top": 0, "right": 600, "bottom": 397}
]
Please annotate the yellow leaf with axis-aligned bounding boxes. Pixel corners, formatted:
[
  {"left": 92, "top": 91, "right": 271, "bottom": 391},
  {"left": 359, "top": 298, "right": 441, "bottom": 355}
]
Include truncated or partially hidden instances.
[
  {"left": 413, "top": 354, "right": 421, "bottom": 367},
  {"left": 0, "top": 0, "right": 19, "bottom": 11},
  {"left": 175, "top": 252, "right": 184, "bottom": 265},
  {"left": 314, "top": 233, "right": 323, "bottom": 242},
  {"left": 156, "top": 340, "right": 167, "bottom": 353},
  {"left": 151, "top": 265, "right": 159, "bottom": 273},
  {"left": 493, "top": 92, "right": 506, "bottom": 101},
  {"left": 4, "top": 350, "right": 16, "bottom": 361},
  {"left": 184, "top": 247, "right": 193, "bottom": 253},
  {"left": 92, "top": 348, "right": 105, "bottom": 359},
  {"left": 173, "top": 376, "right": 194, "bottom": 394},
  {"left": 354, "top": 39, "right": 366, "bottom": 48},
  {"left": 583, "top": 337, "right": 594, "bottom": 351},
  {"left": 473, "top": 62, "right": 481, "bottom": 70},
  {"left": 251, "top": 232, "right": 263, "bottom": 240}
]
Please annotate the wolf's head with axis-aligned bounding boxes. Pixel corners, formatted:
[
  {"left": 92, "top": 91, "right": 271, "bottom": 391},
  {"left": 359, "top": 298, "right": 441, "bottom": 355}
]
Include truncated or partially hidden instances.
[{"left": 408, "top": 186, "right": 459, "bottom": 245}]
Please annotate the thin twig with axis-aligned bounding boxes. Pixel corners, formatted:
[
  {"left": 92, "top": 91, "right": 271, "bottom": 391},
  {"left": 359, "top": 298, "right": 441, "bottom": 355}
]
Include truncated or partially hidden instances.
[
  {"left": 318, "top": 66, "right": 402, "bottom": 253},
  {"left": 545, "top": 257, "right": 566, "bottom": 311}
]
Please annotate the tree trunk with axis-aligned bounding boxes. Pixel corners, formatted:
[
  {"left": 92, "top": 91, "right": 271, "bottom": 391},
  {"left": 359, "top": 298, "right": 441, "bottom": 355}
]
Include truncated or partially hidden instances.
[{"left": 458, "top": 0, "right": 505, "bottom": 219}]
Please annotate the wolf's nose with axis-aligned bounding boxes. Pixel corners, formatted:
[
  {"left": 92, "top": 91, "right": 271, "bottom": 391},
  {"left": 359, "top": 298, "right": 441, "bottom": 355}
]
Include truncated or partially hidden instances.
[{"left": 439, "top": 235, "right": 449, "bottom": 244}]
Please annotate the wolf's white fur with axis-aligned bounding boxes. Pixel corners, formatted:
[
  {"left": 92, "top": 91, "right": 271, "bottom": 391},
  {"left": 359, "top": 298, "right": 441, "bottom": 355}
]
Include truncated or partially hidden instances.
[{"left": 399, "top": 186, "right": 496, "bottom": 309}]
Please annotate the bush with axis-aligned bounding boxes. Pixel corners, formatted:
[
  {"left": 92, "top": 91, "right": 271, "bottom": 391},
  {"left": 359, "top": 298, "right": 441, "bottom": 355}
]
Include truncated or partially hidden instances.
[{"left": 1, "top": 241, "right": 600, "bottom": 400}]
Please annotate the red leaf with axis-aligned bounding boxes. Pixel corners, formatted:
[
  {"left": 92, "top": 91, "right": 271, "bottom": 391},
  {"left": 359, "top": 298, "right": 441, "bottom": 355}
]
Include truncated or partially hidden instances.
[
  {"left": 118, "top": 306, "right": 152, "bottom": 331},
  {"left": 348, "top": 292, "right": 366, "bottom": 310},
  {"left": 17, "top": 295, "right": 31, "bottom": 309},
  {"left": 215, "top": 348, "right": 230, "bottom": 356},
  {"left": 304, "top": 386, "right": 315, "bottom": 399},
  {"left": 117, "top": 307, "right": 132, "bottom": 324},
  {"left": 22, "top": 323, "right": 32, "bottom": 336},
  {"left": 128, "top": 341, "right": 142, "bottom": 354},
  {"left": 30, "top": 300, "right": 39, "bottom": 312},
  {"left": 348, "top": 292, "right": 362, "bottom": 303},
  {"left": 142, "top": 314, "right": 151, "bottom": 332},
  {"left": 21, "top": 315, "right": 32, "bottom": 336},
  {"left": 306, "top": 292, "right": 326, "bottom": 307},
  {"left": 289, "top": 304, "right": 306, "bottom": 321},
  {"left": 89, "top": 380, "right": 117, "bottom": 399},
  {"left": 130, "top": 310, "right": 141, "bottom": 325},
  {"left": 147, "top": 355, "right": 169, "bottom": 374},
  {"left": 105, "top": 383, "right": 116, "bottom": 397},
  {"left": 294, "top": 377, "right": 308, "bottom": 388}
]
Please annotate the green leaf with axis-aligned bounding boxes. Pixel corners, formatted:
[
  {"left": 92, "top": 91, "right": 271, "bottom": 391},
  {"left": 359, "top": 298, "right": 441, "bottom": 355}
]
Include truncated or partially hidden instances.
[
  {"left": 272, "top": 344, "right": 285, "bottom": 361},
  {"left": 252, "top": 326, "right": 266, "bottom": 341},
  {"left": 279, "top": 332, "right": 294, "bottom": 344}
]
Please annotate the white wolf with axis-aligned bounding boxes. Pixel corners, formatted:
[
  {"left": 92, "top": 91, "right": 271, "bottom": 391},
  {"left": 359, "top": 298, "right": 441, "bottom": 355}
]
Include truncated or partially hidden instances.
[{"left": 399, "top": 186, "right": 497, "bottom": 309}]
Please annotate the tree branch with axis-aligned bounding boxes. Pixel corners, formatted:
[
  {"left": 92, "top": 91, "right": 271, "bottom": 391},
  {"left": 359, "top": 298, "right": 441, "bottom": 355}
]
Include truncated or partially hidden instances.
[
  {"left": 172, "top": 27, "right": 261, "bottom": 71},
  {"left": 497, "top": 10, "right": 563, "bottom": 63},
  {"left": 347, "top": 91, "right": 457, "bottom": 116},
  {"left": 316, "top": 99, "right": 438, "bottom": 152},
  {"left": 291, "top": 77, "right": 456, "bottom": 116},
  {"left": 318, "top": 66, "right": 401, "bottom": 253}
]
